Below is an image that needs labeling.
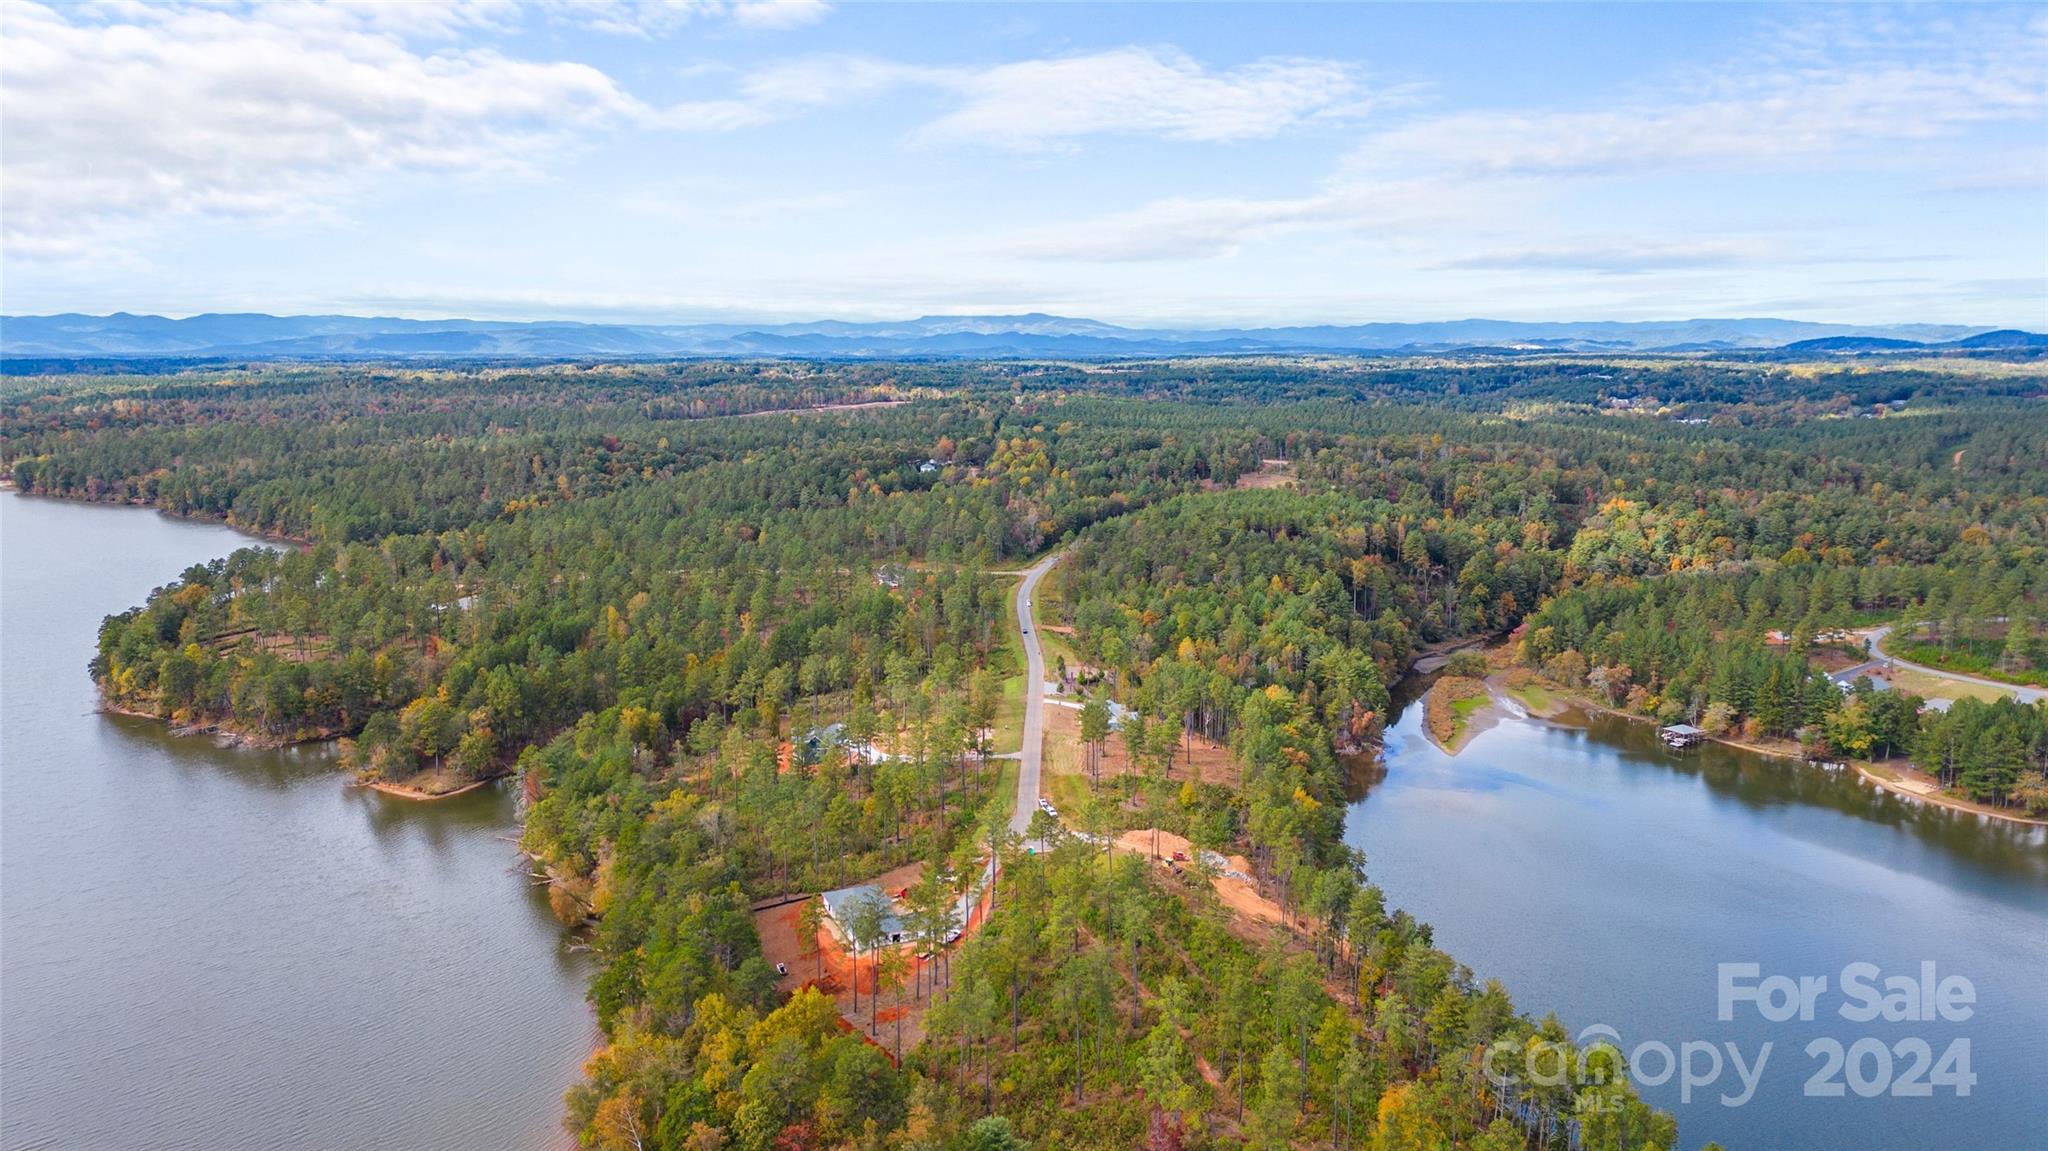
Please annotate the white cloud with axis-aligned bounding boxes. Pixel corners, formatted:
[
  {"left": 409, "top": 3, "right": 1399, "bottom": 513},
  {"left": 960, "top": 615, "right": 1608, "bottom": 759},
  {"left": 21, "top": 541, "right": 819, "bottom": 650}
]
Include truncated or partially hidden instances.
[
  {"left": 615, "top": 177, "right": 857, "bottom": 224},
  {"left": 988, "top": 177, "right": 1496, "bottom": 262},
  {"left": 993, "top": 192, "right": 1337, "bottom": 262},
  {"left": 1922, "top": 150, "right": 2048, "bottom": 195},
  {"left": 3, "top": 6, "right": 1363, "bottom": 266},
  {"left": 1015, "top": 10, "right": 2047, "bottom": 265},
  {"left": 1, "top": 1, "right": 647, "bottom": 260},
  {"left": 538, "top": 0, "right": 830, "bottom": 38},
  {"left": 916, "top": 48, "right": 1366, "bottom": 148},
  {"left": 719, "top": 48, "right": 1377, "bottom": 147},
  {"left": 6, "top": 4, "right": 2035, "bottom": 323},
  {"left": 730, "top": 1, "right": 832, "bottom": 32},
  {"left": 648, "top": 99, "right": 779, "bottom": 132},
  {"left": 345, "top": 269, "right": 1068, "bottom": 324},
  {"left": 1431, "top": 242, "right": 1771, "bottom": 275},
  {"left": 1347, "top": 9, "right": 2047, "bottom": 179},
  {"left": 736, "top": 54, "right": 936, "bottom": 109}
]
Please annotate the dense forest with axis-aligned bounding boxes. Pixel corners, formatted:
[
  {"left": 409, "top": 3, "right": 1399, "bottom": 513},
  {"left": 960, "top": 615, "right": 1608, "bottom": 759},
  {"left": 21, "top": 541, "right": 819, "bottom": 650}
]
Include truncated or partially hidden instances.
[{"left": 5, "top": 353, "right": 2044, "bottom": 1149}]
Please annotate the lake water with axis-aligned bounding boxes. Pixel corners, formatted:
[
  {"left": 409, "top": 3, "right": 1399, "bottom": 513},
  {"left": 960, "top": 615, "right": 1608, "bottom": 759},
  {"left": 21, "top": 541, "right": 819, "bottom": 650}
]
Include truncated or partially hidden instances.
[
  {"left": 1348, "top": 693, "right": 2048, "bottom": 1151},
  {"left": 0, "top": 492, "right": 594, "bottom": 1151}
]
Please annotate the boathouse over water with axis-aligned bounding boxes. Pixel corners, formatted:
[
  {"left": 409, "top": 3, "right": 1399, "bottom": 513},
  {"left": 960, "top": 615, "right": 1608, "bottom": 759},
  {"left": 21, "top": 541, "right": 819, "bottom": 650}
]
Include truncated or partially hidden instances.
[{"left": 1660, "top": 723, "right": 1705, "bottom": 749}]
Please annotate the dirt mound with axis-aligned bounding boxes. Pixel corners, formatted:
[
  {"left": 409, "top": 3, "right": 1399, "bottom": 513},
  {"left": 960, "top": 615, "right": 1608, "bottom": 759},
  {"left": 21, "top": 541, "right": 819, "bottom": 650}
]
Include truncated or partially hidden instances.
[{"left": 1111, "top": 829, "right": 1278, "bottom": 927}]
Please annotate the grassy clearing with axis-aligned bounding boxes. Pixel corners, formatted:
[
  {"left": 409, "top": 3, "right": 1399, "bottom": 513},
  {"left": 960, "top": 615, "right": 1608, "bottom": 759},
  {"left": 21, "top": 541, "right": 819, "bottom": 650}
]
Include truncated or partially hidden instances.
[
  {"left": 1233, "top": 458, "right": 1296, "bottom": 489},
  {"left": 1043, "top": 769, "right": 1091, "bottom": 815},
  {"left": 1883, "top": 663, "right": 2014, "bottom": 704},
  {"left": 1503, "top": 678, "right": 1557, "bottom": 714},
  {"left": 1041, "top": 704, "right": 1084, "bottom": 779},
  {"left": 1038, "top": 631, "right": 1084, "bottom": 678}
]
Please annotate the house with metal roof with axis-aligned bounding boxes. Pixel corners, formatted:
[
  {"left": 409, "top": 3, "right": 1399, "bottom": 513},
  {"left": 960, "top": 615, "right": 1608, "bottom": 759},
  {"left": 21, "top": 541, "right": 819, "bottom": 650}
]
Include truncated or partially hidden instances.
[{"left": 818, "top": 884, "right": 905, "bottom": 947}]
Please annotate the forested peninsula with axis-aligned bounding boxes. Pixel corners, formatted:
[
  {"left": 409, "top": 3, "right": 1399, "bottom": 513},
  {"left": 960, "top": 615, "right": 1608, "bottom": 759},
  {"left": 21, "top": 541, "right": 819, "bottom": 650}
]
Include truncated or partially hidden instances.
[{"left": 6, "top": 353, "right": 2045, "bottom": 1150}]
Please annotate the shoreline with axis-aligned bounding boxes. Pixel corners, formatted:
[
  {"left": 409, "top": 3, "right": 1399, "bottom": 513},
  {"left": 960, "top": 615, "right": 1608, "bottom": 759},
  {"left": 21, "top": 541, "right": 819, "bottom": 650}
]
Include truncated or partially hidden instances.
[
  {"left": 8, "top": 484, "right": 597, "bottom": 1151},
  {"left": 102, "top": 693, "right": 509, "bottom": 803},
  {"left": 1421, "top": 675, "right": 1501, "bottom": 755},
  {"left": 359, "top": 771, "right": 506, "bottom": 801},
  {"left": 3, "top": 485, "right": 315, "bottom": 550},
  {"left": 99, "top": 696, "right": 334, "bottom": 750},
  {"left": 1490, "top": 669, "right": 1807, "bottom": 761},
  {"left": 1850, "top": 761, "right": 2048, "bottom": 828},
  {"left": 51, "top": 490, "right": 495, "bottom": 806},
  {"left": 1489, "top": 670, "right": 2048, "bottom": 829}
]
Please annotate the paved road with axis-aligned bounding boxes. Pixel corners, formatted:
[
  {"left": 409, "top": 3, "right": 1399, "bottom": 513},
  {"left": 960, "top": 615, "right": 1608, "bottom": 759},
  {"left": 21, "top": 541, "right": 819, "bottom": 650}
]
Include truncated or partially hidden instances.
[
  {"left": 1008, "top": 551, "right": 1063, "bottom": 834},
  {"left": 1863, "top": 625, "right": 2044, "bottom": 704}
]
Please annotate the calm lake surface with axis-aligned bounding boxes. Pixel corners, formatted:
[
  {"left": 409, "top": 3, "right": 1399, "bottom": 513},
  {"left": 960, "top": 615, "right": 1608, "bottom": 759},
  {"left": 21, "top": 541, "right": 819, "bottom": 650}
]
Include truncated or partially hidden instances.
[
  {"left": 1, "top": 492, "right": 594, "bottom": 1151},
  {"left": 1349, "top": 693, "right": 2048, "bottom": 1151}
]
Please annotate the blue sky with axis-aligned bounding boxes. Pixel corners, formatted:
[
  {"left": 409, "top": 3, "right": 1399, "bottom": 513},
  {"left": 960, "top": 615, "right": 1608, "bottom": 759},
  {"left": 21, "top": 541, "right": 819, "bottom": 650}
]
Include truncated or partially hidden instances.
[{"left": 3, "top": 1, "right": 2043, "bottom": 326}]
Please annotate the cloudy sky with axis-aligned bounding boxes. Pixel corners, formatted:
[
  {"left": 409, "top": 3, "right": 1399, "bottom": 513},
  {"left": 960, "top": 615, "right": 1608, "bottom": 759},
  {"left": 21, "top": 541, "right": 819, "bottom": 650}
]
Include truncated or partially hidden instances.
[{"left": 3, "top": 1, "right": 2043, "bottom": 326}]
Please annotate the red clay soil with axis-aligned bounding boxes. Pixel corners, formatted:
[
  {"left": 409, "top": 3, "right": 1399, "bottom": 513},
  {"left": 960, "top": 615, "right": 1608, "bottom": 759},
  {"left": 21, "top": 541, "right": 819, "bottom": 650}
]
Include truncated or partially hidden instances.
[
  {"left": 751, "top": 858, "right": 1002, "bottom": 1054},
  {"left": 1110, "top": 829, "right": 1283, "bottom": 929}
]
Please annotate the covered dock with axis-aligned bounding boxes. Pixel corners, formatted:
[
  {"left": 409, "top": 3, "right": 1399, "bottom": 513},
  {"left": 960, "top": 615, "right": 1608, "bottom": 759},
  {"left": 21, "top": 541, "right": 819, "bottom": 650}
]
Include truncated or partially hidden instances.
[{"left": 1659, "top": 723, "right": 1706, "bottom": 749}]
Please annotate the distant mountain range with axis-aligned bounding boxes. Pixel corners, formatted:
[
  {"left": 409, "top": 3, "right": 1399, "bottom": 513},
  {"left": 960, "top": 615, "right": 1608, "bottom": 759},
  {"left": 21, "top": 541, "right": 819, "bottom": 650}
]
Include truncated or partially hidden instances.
[{"left": 2, "top": 312, "right": 2041, "bottom": 359}]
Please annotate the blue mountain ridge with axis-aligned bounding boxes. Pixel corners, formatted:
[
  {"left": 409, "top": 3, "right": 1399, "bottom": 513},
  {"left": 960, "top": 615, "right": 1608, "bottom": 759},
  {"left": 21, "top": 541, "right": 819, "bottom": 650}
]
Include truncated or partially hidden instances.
[{"left": 1, "top": 312, "right": 2036, "bottom": 358}]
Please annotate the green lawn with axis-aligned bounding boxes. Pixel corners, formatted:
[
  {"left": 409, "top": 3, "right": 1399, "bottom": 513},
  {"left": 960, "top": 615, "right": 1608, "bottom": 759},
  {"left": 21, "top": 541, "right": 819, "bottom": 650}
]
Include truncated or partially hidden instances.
[
  {"left": 1039, "top": 631, "right": 1083, "bottom": 679},
  {"left": 979, "top": 753, "right": 1019, "bottom": 824},
  {"left": 990, "top": 670, "right": 1027, "bottom": 755},
  {"left": 1043, "top": 769, "right": 1090, "bottom": 815},
  {"left": 1503, "top": 679, "right": 1558, "bottom": 713},
  {"left": 1446, "top": 691, "right": 1488, "bottom": 743}
]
